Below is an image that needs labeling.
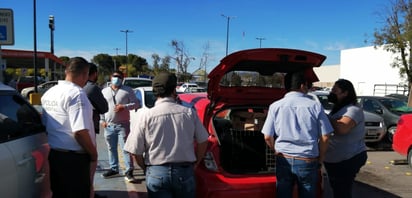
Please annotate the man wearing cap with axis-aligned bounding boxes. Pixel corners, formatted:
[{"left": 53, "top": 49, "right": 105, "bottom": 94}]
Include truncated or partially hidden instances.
[
  {"left": 101, "top": 70, "right": 140, "bottom": 182},
  {"left": 124, "top": 72, "right": 209, "bottom": 198}
]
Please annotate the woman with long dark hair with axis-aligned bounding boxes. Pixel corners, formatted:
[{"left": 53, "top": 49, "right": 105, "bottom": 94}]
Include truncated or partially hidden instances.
[{"left": 323, "top": 79, "right": 368, "bottom": 198}]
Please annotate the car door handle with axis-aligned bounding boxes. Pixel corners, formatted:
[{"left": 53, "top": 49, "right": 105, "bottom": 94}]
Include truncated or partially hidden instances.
[{"left": 17, "top": 156, "right": 33, "bottom": 166}]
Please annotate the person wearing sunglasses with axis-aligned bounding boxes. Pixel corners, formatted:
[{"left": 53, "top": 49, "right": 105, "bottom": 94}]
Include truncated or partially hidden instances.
[{"left": 100, "top": 70, "right": 140, "bottom": 182}]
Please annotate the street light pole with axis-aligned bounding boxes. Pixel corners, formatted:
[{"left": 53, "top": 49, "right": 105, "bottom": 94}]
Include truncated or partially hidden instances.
[
  {"left": 221, "top": 14, "right": 236, "bottom": 56},
  {"left": 33, "top": 0, "right": 38, "bottom": 93},
  {"left": 256, "top": 37, "right": 265, "bottom": 48},
  {"left": 113, "top": 47, "right": 120, "bottom": 71},
  {"left": 120, "top": 29, "right": 133, "bottom": 76},
  {"left": 49, "top": 16, "right": 54, "bottom": 54},
  {"left": 49, "top": 15, "right": 55, "bottom": 80}
]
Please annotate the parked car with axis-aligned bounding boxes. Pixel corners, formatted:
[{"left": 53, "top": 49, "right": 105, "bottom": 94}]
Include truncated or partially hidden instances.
[
  {"left": 16, "top": 76, "right": 45, "bottom": 92},
  {"left": 178, "top": 48, "right": 326, "bottom": 198},
  {"left": 122, "top": 77, "right": 152, "bottom": 89},
  {"left": 20, "top": 80, "right": 58, "bottom": 99},
  {"left": 357, "top": 96, "right": 412, "bottom": 142},
  {"left": 133, "top": 86, "right": 156, "bottom": 111},
  {"left": 176, "top": 82, "right": 199, "bottom": 92},
  {"left": 0, "top": 82, "right": 50, "bottom": 197},
  {"left": 130, "top": 86, "right": 156, "bottom": 130},
  {"left": 385, "top": 93, "right": 409, "bottom": 102},
  {"left": 308, "top": 91, "right": 386, "bottom": 143},
  {"left": 392, "top": 114, "right": 412, "bottom": 169}
]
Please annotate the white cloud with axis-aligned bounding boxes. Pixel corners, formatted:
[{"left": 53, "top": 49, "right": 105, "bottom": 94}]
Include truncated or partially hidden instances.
[{"left": 54, "top": 49, "right": 97, "bottom": 62}]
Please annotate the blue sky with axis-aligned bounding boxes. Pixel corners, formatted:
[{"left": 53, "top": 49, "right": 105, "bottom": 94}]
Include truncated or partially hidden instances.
[{"left": 2, "top": 0, "right": 387, "bottom": 73}]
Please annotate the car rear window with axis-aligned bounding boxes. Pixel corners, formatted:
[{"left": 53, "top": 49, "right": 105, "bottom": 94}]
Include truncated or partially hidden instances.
[{"left": 220, "top": 71, "right": 285, "bottom": 88}]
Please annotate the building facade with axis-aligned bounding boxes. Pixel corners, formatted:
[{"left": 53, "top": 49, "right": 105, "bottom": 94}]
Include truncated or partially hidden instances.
[{"left": 315, "top": 45, "right": 408, "bottom": 96}]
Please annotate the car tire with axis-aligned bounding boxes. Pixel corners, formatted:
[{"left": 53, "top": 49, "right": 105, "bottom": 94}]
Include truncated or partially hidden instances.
[
  {"left": 408, "top": 149, "right": 412, "bottom": 169},
  {"left": 386, "top": 126, "right": 396, "bottom": 143}
]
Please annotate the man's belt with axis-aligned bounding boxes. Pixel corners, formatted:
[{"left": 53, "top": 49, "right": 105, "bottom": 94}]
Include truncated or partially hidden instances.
[
  {"left": 276, "top": 153, "right": 319, "bottom": 162},
  {"left": 52, "top": 148, "right": 87, "bottom": 154}
]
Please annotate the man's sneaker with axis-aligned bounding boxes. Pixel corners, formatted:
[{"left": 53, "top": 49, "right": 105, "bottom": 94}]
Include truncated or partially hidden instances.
[
  {"left": 101, "top": 169, "right": 119, "bottom": 178},
  {"left": 124, "top": 170, "right": 135, "bottom": 182}
]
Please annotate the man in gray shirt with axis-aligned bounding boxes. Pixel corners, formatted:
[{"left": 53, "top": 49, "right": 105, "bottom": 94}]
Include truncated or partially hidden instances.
[{"left": 101, "top": 70, "right": 140, "bottom": 182}]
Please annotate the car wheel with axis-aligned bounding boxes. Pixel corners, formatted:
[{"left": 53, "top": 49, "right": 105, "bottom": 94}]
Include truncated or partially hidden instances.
[
  {"left": 408, "top": 149, "right": 412, "bottom": 169},
  {"left": 386, "top": 126, "right": 396, "bottom": 143}
]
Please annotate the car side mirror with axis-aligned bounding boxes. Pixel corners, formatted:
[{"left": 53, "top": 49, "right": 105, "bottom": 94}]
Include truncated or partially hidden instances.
[{"left": 375, "top": 108, "right": 383, "bottom": 114}]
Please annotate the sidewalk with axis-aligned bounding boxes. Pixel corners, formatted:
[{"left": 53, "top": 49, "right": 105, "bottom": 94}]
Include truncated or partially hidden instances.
[{"left": 93, "top": 132, "right": 147, "bottom": 198}]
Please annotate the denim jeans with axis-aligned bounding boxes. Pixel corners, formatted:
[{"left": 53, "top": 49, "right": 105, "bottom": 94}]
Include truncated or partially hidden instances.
[
  {"left": 104, "top": 122, "right": 133, "bottom": 172},
  {"left": 146, "top": 164, "right": 196, "bottom": 198},
  {"left": 275, "top": 155, "right": 320, "bottom": 198},
  {"left": 323, "top": 151, "right": 367, "bottom": 198}
]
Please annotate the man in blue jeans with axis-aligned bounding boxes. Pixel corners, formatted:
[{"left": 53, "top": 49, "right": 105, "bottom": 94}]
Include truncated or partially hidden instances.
[
  {"left": 124, "top": 72, "right": 209, "bottom": 198},
  {"left": 101, "top": 70, "right": 140, "bottom": 182},
  {"left": 261, "top": 71, "right": 333, "bottom": 198}
]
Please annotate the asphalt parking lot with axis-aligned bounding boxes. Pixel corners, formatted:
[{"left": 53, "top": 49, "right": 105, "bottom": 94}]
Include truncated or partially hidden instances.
[{"left": 93, "top": 133, "right": 147, "bottom": 198}]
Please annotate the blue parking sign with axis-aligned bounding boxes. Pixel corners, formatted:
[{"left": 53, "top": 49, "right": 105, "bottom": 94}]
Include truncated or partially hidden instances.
[
  {"left": 0, "top": 25, "right": 7, "bottom": 41},
  {"left": 0, "top": 9, "right": 14, "bottom": 45}
]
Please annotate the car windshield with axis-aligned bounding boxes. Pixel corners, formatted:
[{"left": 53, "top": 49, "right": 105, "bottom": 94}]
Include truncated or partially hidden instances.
[
  {"left": 220, "top": 71, "right": 285, "bottom": 88},
  {"left": 378, "top": 98, "right": 412, "bottom": 112}
]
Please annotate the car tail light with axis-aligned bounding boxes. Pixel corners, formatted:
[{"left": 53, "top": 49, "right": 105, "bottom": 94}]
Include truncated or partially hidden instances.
[
  {"left": 31, "top": 150, "right": 44, "bottom": 172},
  {"left": 31, "top": 144, "right": 49, "bottom": 184},
  {"left": 203, "top": 151, "right": 218, "bottom": 171}
]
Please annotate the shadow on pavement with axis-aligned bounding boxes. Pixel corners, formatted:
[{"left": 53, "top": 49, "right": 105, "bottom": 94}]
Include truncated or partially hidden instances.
[
  {"left": 95, "top": 190, "right": 148, "bottom": 198},
  {"left": 353, "top": 181, "right": 401, "bottom": 198}
]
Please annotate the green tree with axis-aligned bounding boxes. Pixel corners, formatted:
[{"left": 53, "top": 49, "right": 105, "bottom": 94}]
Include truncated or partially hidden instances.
[
  {"left": 372, "top": 0, "right": 412, "bottom": 104},
  {"left": 151, "top": 54, "right": 161, "bottom": 72},
  {"left": 151, "top": 54, "right": 171, "bottom": 76},
  {"left": 58, "top": 56, "right": 70, "bottom": 64},
  {"left": 91, "top": 54, "right": 115, "bottom": 85}
]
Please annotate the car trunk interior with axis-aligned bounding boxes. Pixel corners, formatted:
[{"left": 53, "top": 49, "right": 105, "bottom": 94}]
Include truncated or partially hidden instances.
[{"left": 213, "top": 107, "right": 275, "bottom": 174}]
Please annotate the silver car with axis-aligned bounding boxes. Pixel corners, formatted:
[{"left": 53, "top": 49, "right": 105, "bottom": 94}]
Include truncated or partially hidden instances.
[
  {"left": 20, "top": 80, "right": 58, "bottom": 99},
  {"left": 0, "top": 82, "right": 50, "bottom": 197},
  {"left": 308, "top": 91, "right": 386, "bottom": 142}
]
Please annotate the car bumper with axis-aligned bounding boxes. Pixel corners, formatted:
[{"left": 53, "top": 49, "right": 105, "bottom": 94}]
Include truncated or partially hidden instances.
[
  {"left": 195, "top": 167, "right": 276, "bottom": 198},
  {"left": 364, "top": 126, "right": 386, "bottom": 142},
  {"left": 195, "top": 167, "right": 324, "bottom": 198}
]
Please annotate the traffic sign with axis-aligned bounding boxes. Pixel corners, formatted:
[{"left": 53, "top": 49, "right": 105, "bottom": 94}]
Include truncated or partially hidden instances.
[{"left": 0, "top": 9, "right": 14, "bottom": 45}]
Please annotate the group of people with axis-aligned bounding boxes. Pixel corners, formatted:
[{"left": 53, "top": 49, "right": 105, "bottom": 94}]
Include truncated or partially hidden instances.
[
  {"left": 40, "top": 56, "right": 366, "bottom": 198},
  {"left": 262, "top": 71, "right": 368, "bottom": 198},
  {"left": 41, "top": 57, "right": 139, "bottom": 197},
  {"left": 40, "top": 57, "right": 209, "bottom": 198}
]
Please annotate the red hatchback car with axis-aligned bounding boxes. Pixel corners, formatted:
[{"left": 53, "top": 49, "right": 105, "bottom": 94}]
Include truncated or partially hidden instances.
[
  {"left": 178, "top": 48, "right": 326, "bottom": 198},
  {"left": 392, "top": 114, "right": 412, "bottom": 169}
]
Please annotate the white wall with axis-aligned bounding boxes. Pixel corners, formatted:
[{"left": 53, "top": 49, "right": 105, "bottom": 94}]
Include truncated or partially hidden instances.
[
  {"left": 313, "top": 64, "right": 340, "bottom": 88},
  {"left": 340, "top": 46, "right": 407, "bottom": 96}
]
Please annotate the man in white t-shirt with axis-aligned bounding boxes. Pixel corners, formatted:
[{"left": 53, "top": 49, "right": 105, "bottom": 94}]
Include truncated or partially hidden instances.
[{"left": 41, "top": 57, "right": 97, "bottom": 198}]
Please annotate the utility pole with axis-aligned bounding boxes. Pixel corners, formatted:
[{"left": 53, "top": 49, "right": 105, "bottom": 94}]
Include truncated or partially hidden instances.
[
  {"left": 120, "top": 29, "right": 133, "bottom": 76},
  {"left": 256, "top": 37, "right": 265, "bottom": 48}
]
